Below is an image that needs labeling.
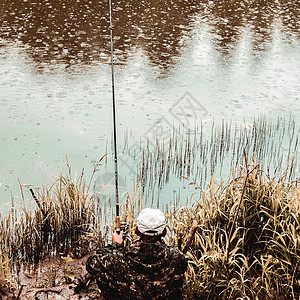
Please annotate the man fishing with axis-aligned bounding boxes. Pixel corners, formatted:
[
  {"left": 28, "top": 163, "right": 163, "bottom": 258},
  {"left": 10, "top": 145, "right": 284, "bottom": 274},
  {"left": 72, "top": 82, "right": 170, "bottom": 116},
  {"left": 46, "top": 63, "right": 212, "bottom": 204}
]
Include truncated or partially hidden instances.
[
  {"left": 86, "top": 2, "right": 199, "bottom": 297},
  {"left": 86, "top": 208, "right": 188, "bottom": 299}
]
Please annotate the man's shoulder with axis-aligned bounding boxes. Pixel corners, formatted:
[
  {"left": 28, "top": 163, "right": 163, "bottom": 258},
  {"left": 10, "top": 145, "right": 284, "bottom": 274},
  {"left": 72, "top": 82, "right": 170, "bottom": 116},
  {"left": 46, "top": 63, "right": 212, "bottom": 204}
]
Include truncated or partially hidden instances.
[
  {"left": 126, "top": 240, "right": 187, "bottom": 265},
  {"left": 92, "top": 240, "right": 187, "bottom": 266},
  {"left": 128, "top": 240, "right": 184, "bottom": 252},
  {"left": 97, "top": 240, "right": 184, "bottom": 254}
]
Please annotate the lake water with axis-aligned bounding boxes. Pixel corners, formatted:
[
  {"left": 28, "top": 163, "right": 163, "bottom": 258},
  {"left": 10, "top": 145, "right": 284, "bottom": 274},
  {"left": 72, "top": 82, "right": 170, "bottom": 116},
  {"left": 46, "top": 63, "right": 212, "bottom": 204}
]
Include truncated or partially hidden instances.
[{"left": 0, "top": 0, "right": 299, "bottom": 212}]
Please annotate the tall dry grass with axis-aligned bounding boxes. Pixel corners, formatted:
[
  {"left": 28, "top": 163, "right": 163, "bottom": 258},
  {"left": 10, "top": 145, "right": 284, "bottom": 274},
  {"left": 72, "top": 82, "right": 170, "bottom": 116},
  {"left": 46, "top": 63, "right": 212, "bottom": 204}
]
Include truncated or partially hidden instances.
[
  {"left": 0, "top": 170, "right": 104, "bottom": 267},
  {"left": 0, "top": 158, "right": 299, "bottom": 298},
  {"left": 167, "top": 165, "right": 300, "bottom": 299},
  {"left": 0, "top": 227, "right": 12, "bottom": 291}
]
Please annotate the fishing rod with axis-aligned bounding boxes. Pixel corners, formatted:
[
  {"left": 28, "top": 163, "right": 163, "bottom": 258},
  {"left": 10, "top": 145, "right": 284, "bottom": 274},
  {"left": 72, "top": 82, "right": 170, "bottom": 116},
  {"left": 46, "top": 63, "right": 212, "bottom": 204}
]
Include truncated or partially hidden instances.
[{"left": 109, "top": 0, "right": 120, "bottom": 234}]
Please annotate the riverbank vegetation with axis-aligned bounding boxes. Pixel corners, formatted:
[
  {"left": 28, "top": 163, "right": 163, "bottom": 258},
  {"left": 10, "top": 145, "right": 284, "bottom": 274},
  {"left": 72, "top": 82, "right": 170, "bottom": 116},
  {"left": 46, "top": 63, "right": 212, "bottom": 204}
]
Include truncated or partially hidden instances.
[
  {"left": 0, "top": 160, "right": 299, "bottom": 299},
  {"left": 169, "top": 164, "right": 300, "bottom": 299}
]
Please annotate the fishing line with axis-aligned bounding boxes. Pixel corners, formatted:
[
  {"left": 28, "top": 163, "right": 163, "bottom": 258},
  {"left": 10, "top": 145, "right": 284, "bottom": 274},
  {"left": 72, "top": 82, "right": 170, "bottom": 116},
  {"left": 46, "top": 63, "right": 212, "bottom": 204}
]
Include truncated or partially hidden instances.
[{"left": 109, "top": 0, "right": 120, "bottom": 230}]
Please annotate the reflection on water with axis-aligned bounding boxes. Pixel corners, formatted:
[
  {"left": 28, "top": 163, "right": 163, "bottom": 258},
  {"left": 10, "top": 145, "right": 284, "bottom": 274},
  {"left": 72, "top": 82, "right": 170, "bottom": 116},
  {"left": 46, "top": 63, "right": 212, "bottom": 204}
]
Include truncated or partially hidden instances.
[
  {"left": 0, "top": 0, "right": 299, "bottom": 71},
  {"left": 207, "top": 0, "right": 299, "bottom": 54},
  {"left": 0, "top": 0, "right": 299, "bottom": 209}
]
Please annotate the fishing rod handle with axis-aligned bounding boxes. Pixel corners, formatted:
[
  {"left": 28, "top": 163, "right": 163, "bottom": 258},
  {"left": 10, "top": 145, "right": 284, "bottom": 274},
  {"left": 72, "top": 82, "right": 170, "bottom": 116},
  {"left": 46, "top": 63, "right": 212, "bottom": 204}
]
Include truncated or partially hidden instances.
[{"left": 115, "top": 216, "right": 121, "bottom": 234}]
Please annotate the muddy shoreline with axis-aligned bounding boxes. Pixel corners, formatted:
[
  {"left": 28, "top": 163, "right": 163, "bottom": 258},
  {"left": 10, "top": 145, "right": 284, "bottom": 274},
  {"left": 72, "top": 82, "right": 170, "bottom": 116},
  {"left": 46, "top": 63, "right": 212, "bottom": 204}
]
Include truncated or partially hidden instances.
[{"left": 1, "top": 252, "right": 104, "bottom": 300}]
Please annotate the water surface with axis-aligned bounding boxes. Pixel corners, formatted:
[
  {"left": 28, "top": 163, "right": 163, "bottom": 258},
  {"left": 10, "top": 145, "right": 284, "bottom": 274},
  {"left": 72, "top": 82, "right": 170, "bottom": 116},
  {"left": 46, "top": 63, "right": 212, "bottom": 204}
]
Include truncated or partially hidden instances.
[{"left": 0, "top": 0, "right": 299, "bottom": 210}]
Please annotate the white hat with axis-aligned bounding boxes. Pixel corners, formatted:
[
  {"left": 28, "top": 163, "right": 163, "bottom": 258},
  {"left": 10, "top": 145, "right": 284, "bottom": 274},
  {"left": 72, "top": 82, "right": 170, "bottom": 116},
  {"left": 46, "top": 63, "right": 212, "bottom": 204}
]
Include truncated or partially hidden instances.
[{"left": 137, "top": 208, "right": 167, "bottom": 236}]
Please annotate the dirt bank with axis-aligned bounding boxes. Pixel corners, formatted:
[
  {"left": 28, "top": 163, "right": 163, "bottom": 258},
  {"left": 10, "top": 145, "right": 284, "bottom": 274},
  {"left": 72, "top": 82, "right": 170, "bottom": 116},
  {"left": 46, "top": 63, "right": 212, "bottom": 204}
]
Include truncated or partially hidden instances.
[{"left": 1, "top": 252, "right": 104, "bottom": 300}]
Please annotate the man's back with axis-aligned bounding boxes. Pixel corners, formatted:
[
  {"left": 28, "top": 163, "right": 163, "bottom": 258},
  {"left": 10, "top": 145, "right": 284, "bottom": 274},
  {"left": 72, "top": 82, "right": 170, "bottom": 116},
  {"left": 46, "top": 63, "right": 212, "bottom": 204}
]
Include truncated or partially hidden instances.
[{"left": 86, "top": 240, "right": 187, "bottom": 300}]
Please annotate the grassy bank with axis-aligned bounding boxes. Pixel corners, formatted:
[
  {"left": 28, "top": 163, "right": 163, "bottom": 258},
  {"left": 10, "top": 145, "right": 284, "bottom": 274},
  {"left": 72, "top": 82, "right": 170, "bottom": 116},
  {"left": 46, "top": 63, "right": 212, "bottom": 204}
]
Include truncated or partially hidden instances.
[
  {"left": 0, "top": 164, "right": 105, "bottom": 294},
  {"left": 168, "top": 165, "right": 300, "bottom": 299},
  {"left": 0, "top": 162, "right": 299, "bottom": 299}
]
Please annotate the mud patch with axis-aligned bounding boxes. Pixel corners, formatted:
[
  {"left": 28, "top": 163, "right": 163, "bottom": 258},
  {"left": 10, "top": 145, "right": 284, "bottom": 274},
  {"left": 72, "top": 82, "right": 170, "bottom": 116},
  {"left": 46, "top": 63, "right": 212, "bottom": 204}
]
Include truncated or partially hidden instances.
[{"left": 1, "top": 252, "right": 104, "bottom": 300}]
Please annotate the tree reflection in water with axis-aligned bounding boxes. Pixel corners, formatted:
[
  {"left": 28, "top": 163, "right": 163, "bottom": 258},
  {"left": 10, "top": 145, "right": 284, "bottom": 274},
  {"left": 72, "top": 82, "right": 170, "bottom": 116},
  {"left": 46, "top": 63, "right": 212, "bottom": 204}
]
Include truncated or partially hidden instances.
[{"left": 0, "top": 0, "right": 299, "bottom": 72}]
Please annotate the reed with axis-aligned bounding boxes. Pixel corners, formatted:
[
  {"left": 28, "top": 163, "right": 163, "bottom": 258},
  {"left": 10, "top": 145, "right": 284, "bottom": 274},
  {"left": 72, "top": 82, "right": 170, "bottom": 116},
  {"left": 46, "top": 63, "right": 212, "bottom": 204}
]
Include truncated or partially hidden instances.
[
  {"left": 0, "top": 117, "right": 299, "bottom": 298},
  {"left": 166, "top": 164, "right": 300, "bottom": 299},
  {"left": 0, "top": 220, "right": 13, "bottom": 292},
  {"left": 1, "top": 164, "right": 299, "bottom": 299},
  {"left": 0, "top": 171, "right": 104, "bottom": 270},
  {"left": 0, "top": 252, "right": 11, "bottom": 292},
  {"left": 123, "top": 116, "right": 299, "bottom": 209}
]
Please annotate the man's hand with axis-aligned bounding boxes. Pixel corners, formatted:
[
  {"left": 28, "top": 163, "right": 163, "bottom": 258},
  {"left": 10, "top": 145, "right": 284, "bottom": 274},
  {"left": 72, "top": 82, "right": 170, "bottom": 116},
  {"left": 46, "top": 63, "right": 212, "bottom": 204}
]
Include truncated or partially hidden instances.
[
  {"left": 112, "top": 231, "right": 123, "bottom": 245},
  {"left": 192, "top": 220, "right": 198, "bottom": 229}
]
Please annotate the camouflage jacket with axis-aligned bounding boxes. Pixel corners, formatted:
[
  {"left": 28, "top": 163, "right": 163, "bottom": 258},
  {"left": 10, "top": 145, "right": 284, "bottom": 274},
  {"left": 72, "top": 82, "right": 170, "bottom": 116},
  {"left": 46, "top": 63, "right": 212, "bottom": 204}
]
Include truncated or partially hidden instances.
[{"left": 86, "top": 239, "right": 187, "bottom": 300}]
